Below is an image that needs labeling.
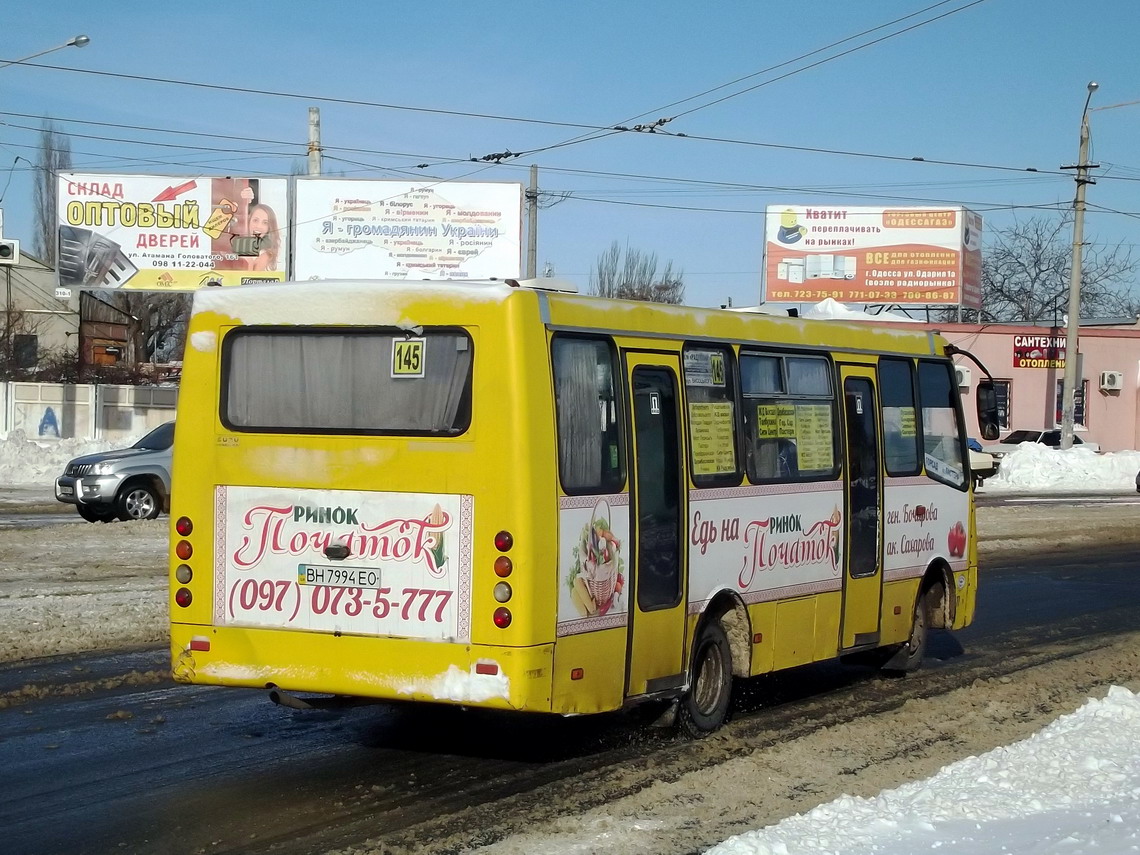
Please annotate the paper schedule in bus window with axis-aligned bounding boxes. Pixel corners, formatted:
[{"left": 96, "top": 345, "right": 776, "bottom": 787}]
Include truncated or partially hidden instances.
[
  {"left": 795, "top": 404, "right": 834, "bottom": 470},
  {"left": 689, "top": 401, "right": 735, "bottom": 475},
  {"left": 757, "top": 404, "right": 796, "bottom": 438}
]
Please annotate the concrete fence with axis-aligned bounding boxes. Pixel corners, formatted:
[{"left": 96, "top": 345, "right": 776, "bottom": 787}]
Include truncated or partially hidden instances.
[{"left": 0, "top": 382, "right": 178, "bottom": 442}]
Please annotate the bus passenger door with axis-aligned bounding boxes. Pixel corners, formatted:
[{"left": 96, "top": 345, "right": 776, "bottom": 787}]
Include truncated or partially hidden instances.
[
  {"left": 840, "top": 366, "right": 883, "bottom": 649},
  {"left": 624, "top": 354, "right": 688, "bottom": 698}
]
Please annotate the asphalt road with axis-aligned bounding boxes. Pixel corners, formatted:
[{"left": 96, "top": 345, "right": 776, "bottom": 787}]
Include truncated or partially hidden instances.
[{"left": 1, "top": 544, "right": 1138, "bottom": 855}]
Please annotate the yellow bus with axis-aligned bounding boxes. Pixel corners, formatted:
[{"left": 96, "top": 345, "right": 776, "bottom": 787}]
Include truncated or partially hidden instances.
[{"left": 169, "top": 278, "right": 997, "bottom": 734}]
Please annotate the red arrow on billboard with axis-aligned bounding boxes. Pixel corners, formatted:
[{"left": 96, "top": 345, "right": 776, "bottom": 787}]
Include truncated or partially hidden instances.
[{"left": 152, "top": 180, "right": 198, "bottom": 202}]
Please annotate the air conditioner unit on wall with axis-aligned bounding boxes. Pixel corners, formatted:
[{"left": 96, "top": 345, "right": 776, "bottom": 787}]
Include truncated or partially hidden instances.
[
  {"left": 955, "top": 365, "right": 972, "bottom": 388},
  {"left": 1099, "top": 370, "right": 1124, "bottom": 391}
]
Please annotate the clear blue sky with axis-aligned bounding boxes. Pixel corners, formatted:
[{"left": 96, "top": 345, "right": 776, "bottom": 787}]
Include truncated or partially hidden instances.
[{"left": 1, "top": 0, "right": 1138, "bottom": 309}]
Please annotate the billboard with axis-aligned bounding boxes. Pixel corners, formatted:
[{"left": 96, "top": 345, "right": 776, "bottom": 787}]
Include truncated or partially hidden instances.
[
  {"left": 763, "top": 205, "right": 982, "bottom": 308},
  {"left": 293, "top": 178, "right": 522, "bottom": 281},
  {"left": 57, "top": 174, "right": 289, "bottom": 290}
]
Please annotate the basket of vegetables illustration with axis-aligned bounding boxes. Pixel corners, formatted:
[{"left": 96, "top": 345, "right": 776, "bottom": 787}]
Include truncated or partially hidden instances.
[{"left": 580, "top": 500, "right": 621, "bottom": 612}]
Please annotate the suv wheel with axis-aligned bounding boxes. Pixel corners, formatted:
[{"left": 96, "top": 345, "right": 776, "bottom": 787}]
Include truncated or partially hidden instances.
[
  {"left": 77, "top": 504, "right": 116, "bottom": 523},
  {"left": 116, "top": 482, "right": 161, "bottom": 521}
]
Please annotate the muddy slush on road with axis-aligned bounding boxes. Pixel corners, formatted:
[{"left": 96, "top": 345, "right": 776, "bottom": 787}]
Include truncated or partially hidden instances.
[{"left": 0, "top": 500, "right": 1138, "bottom": 855}]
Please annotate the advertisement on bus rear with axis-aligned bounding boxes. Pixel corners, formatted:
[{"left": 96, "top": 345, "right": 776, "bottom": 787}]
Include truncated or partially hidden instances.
[
  {"left": 763, "top": 205, "right": 982, "bottom": 308},
  {"left": 57, "top": 173, "right": 289, "bottom": 289},
  {"left": 214, "top": 486, "right": 473, "bottom": 642}
]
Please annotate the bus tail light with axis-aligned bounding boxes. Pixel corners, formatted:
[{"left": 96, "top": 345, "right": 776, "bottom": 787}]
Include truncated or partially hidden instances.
[
  {"left": 175, "top": 564, "right": 193, "bottom": 584},
  {"left": 493, "top": 582, "right": 512, "bottom": 603},
  {"left": 494, "top": 556, "right": 513, "bottom": 577},
  {"left": 494, "top": 530, "right": 513, "bottom": 552},
  {"left": 475, "top": 662, "right": 499, "bottom": 676},
  {"left": 176, "top": 540, "right": 193, "bottom": 560},
  {"left": 175, "top": 587, "right": 193, "bottom": 607},
  {"left": 493, "top": 607, "right": 512, "bottom": 628},
  {"left": 175, "top": 516, "right": 193, "bottom": 536}
]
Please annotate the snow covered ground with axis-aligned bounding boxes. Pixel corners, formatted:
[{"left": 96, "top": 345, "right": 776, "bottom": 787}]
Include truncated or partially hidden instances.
[
  {"left": 3, "top": 426, "right": 1139, "bottom": 493},
  {"left": 2, "top": 431, "right": 1139, "bottom": 854},
  {"left": 708, "top": 686, "right": 1140, "bottom": 854}
]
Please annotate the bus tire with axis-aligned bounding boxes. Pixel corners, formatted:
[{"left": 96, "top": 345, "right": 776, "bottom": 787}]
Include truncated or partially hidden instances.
[
  {"left": 678, "top": 619, "right": 733, "bottom": 737},
  {"left": 882, "top": 586, "right": 931, "bottom": 675}
]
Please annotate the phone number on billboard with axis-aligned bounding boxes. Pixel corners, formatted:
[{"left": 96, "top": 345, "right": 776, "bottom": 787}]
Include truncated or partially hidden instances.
[
  {"left": 149, "top": 260, "right": 220, "bottom": 268},
  {"left": 768, "top": 289, "right": 957, "bottom": 301}
]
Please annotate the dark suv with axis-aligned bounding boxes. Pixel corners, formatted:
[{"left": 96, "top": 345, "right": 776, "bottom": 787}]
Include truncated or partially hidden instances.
[{"left": 54, "top": 421, "right": 174, "bottom": 522}]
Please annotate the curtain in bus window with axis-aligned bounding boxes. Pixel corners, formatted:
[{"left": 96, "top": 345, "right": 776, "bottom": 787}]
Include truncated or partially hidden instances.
[
  {"left": 786, "top": 357, "right": 831, "bottom": 395},
  {"left": 917, "top": 361, "right": 965, "bottom": 487},
  {"left": 552, "top": 338, "right": 621, "bottom": 493},
  {"left": 226, "top": 332, "right": 472, "bottom": 433},
  {"left": 741, "top": 354, "right": 782, "bottom": 394}
]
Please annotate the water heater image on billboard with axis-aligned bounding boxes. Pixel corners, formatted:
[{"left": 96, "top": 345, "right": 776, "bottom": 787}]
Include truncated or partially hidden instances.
[{"left": 763, "top": 206, "right": 982, "bottom": 308}]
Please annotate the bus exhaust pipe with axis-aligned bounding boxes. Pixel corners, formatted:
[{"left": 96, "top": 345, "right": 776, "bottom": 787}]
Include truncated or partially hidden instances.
[
  {"left": 268, "top": 687, "right": 376, "bottom": 711},
  {"left": 268, "top": 687, "right": 314, "bottom": 710}
]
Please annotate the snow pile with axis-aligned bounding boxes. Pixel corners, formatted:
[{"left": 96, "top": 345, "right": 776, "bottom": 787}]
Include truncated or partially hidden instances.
[
  {"left": 0, "top": 430, "right": 139, "bottom": 487},
  {"left": 985, "top": 443, "right": 1140, "bottom": 493},
  {"left": 801, "top": 298, "right": 922, "bottom": 323},
  {"left": 710, "top": 685, "right": 1140, "bottom": 855}
]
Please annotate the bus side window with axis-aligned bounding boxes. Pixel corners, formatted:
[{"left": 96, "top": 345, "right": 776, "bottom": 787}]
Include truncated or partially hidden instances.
[
  {"left": 683, "top": 345, "right": 741, "bottom": 487},
  {"left": 552, "top": 336, "right": 624, "bottom": 494},
  {"left": 741, "top": 353, "right": 837, "bottom": 484},
  {"left": 879, "top": 358, "right": 920, "bottom": 476},
  {"left": 918, "top": 360, "right": 967, "bottom": 489}
]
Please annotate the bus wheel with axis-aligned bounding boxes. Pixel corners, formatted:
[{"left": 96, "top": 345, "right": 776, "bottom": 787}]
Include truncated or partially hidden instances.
[
  {"left": 882, "top": 587, "right": 931, "bottom": 675},
  {"left": 678, "top": 619, "right": 733, "bottom": 737}
]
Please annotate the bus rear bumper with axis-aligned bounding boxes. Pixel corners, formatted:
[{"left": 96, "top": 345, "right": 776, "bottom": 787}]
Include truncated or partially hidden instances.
[{"left": 171, "top": 624, "right": 554, "bottom": 712}]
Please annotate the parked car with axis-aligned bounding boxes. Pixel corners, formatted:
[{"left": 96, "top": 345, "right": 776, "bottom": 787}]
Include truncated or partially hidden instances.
[
  {"left": 967, "top": 437, "right": 997, "bottom": 488},
  {"left": 986, "top": 429, "right": 1100, "bottom": 459},
  {"left": 1135, "top": 468, "right": 1140, "bottom": 494},
  {"left": 54, "top": 421, "right": 174, "bottom": 522}
]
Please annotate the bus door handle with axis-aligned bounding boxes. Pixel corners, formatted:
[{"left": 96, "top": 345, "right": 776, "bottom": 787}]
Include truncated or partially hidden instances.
[{"left": 324, "top": 544, "right": 351, "bottom": 561}]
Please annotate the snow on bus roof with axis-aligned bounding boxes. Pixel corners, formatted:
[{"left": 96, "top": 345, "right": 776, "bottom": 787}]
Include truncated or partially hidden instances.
[
  {"left": 190, "top": 278, "right": 517, "bottom": 325},
  {"left": 189, "top": 280, "right": 934, "bottom": 351}
]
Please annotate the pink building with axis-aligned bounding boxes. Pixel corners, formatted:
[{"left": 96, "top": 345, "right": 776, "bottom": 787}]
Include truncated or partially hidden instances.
[{"left": 911, "top": 321, "right": 1140, "bottom": 452}]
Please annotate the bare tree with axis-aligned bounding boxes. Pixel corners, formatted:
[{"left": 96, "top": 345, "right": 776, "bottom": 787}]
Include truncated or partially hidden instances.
[
  {"left": 0, "top": 307, "right": 48, "bottom": 380},
  {"left": 33, "top": 122, "right": 73, "bottom": 266},
  {"left": 976, "top": 217, "right": 1137, "bottom": 323},
  {"left": 588, "top": 241, "right": 685, "bottom": 304},
  {"left": 110, "top": 293, "right": 190, "bottom": 363}
]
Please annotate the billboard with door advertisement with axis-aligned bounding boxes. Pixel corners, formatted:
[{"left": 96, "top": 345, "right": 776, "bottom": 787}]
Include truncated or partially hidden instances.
[
  {"left": 763, "top": 205, "right": 982, "bottom": 308},
  {"left": 57, "top": 174, "right": 289, "bottom": 290},
  {"left": 293, "top": 178, "right": 522, "bottom": 281}
]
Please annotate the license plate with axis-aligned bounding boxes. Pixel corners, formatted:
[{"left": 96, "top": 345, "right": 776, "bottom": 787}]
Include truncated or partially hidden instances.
[
  {"left": 59, "top": 485, "right": 74, "bottom": 496},
  {"left": 297, "top": 564, "right": 382, "bottom": 588}
]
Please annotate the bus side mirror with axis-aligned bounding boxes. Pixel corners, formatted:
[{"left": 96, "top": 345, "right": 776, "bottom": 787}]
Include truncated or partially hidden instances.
[{"left": 976, "top": 379, "right": 1000, "bottom": 441}]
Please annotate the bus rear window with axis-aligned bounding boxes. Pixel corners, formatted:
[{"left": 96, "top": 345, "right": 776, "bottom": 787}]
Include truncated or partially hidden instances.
[{"left": 222, "top": 329, "right": 472, "bottom": 435}]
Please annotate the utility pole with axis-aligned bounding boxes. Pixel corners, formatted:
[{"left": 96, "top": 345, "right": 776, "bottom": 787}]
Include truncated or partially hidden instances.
[
  {"left": 525, "top": 165, "right": 538, "bottom": 279},
  {"left": 308, "top": 107, "right": 322, "bottom": 176},
  {"left": 1059, "top": 82, "right": 1100, "bottom": 450}
]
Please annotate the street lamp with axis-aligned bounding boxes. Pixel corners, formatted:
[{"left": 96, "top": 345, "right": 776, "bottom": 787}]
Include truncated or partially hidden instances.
[
  {"left": 1059, "top": 82, "right": 1100, "bottom": 450},
  {"left": 0, "top": 35, "right": 90, "bottom": 72}
]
